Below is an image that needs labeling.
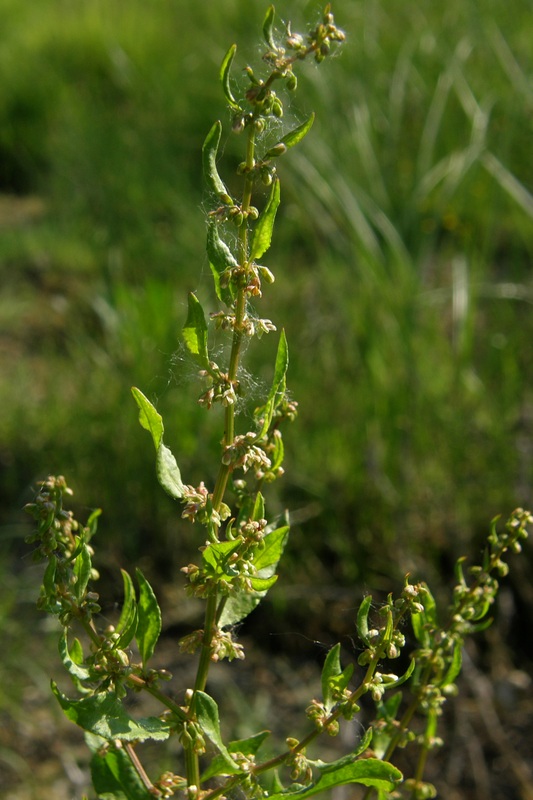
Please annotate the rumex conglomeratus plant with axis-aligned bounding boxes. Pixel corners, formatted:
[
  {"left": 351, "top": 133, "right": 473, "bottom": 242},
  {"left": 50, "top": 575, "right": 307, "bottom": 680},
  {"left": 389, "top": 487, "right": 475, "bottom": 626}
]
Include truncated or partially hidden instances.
[{"left": 25, "top": 7, "right": 530, "bottom": 799}]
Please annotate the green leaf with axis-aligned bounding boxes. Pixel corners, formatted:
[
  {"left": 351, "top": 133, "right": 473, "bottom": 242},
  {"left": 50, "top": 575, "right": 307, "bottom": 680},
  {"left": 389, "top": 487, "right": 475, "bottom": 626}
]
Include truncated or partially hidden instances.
[
  {"left": 421, "top": 584, "right": 438, "bottom": 627},
  {"left": 321, "top": 644, "right": 342, "bottom": 711},
  {"left": 314, "top": 728, "right": 373, "bottom": 770},
  {"left": 135, "top": 569, "right": 162, "bottom": 667},
  {"left": 182, "top": 292, "right": 209, "bottom": 368},
  {"left": 52, "top": 683, "right": 170, "bottom": 742},
  {"left": 73, "top": 542, "right": 92, "bottom": 602},
  {"left": 441, "top": 643, "right": 462, "bottom": 687},
  {"left": 249, "top": 574, "right": 278, "bottom": 591},
  {"left": 42, "top": 555, "right": 57, "bottom": 596},
  {"left": 59, "top": 631, "right": 91, "bottom": 683},
  {"left": 280, "top": 113, "right": 315, "bottom": 149},
  {"left": 267, "top": 759, "right": 402, "bottom": 799},
  {"left": 131, "top": 386, "right": 163, "bottom": 451},
  {"left": 218, "top": 525, "right": 289, "bottom": 628},
  {"left": 220, "top": 44, "right": 241, "bottom": 111},
  {"left": 320, "top": 644, "right": 353, "bottom": 713},
  {"left": 156, "top": 442, "right": 185, "bottom": 500},
  {"left": 356, "top": 595, "right": 373, "bottom": 645},
  {"left": 254, "top": 525, "right": 289, "bottom": 571},
  {"left": 203, "top": 121, "right": 229, "bottom": 199},
  {"left": 202, "top": 540, "right": 241, "bottom": 579},
  {"left": 252, "top": 491, "right": 265, "bottom": 522},
  {"left": 385, "top": 658, "right": 415, "bottom": 690},
  {"left": 250, "top": 177, "right": 280, "bottom": 260},
  {"left": 263, "top": 5, "right": 276, "bottom": 50},
  {"left": 195, "top": 692, "right": 240, "bottom": 772},
  {"left": 256, "top": 329, "right": 288, "bottom": 439},
  {"left": 131, "top": 387, "right": 185, "bottom": 499},
  {"left": 264, "top": 114, "right": 315, "bottom": 158},
  {"left": 229, "top": 729, "right": 271, "bottom": 756},
  {"left": 202, "top": 730, "right": 271, "bottom": 782},
  {"left": 206, "top": 219, "right": 238, "bottom": 306},
  {"left": 91, "top": 744, "right": 152, "bottom": 800},
  {"left": 116, "top": 570, "right": 138, "bottom": 649}
]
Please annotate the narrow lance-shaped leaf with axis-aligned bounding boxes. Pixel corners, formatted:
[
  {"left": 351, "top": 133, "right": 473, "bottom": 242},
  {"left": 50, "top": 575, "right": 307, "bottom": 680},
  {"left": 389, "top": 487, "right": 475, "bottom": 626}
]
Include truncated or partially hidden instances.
[
  {"left": 135, "top": 568, "right": 162, "bottom": 667},
  {"left": 116, "top": 569, "right": 138, "bottom": 649},
  {"left": 356, "top": 595, "right": 372, "bottom": 645},
  {"left": 250, "top": 177, "right": 280, "bottom": 261},
  {"left": 131, "top": 387, "right": 185, "bottom": 499},
  {"left": 263, "top": 5, "right": 277, "bottom": 50},
  {"left": 203, "top": 121, "right": 231, "bottom": 201},
  {"left": 59, "top": 631, "right": 92, "bottom": 683},
  {"left": 264, "top": 113, "right": 315, "bottom": 159},
  {"left": 440, "top": 643, "right": 462, "bottom": 687},
  {"left": 131, "top": 387, "right": 163, "bottom": 450},
  {"left": 207, "top": 219, "right": 238, "bottom": 306},
  {"left": 321, "top": 644, "right": 342, "bottom": 712},
  {"left": 220, "top": 44, "right": 241, "bottom": 111},
  {"left": 182, "top": 292, "right": 209, "bottom": 368},
  {"left": 73, "top": 542, "right": 92, "bottom": 602},
  {"left": 256, "top": 328, "right": 288, "bottom": 439}
]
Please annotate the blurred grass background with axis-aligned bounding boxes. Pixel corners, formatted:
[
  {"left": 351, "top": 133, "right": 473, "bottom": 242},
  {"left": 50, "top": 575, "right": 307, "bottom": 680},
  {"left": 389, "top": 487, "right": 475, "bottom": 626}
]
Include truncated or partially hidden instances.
[{"left": 1, "top": 0, "right": 533, "bottom": 797}]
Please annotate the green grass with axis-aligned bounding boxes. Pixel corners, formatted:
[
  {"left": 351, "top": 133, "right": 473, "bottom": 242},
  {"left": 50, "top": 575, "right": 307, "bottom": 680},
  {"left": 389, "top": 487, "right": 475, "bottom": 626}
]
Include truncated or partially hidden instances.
[{"left": 1, "top": 0, "right": 532, "bottom": 591}]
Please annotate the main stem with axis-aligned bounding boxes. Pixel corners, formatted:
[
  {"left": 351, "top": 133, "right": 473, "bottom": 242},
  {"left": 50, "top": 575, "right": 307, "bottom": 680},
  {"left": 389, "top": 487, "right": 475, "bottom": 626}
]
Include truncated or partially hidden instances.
[{"left": 187, "top": 122, "right": 257, "bottom": 791}]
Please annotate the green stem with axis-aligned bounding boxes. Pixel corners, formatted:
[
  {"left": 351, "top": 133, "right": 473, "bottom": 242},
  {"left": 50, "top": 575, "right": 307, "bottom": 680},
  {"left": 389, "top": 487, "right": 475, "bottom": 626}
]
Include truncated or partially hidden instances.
[
  {"left": 185, "top": 746, "right": 201, "bottom": 792},
  {"left": 193, "top": 593, "right": 218, "bottom": 694}
]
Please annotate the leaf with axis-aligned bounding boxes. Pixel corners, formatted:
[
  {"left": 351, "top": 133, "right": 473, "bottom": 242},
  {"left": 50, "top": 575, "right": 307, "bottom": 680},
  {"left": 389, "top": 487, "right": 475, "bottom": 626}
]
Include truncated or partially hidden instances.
[
  {"left": 321, "top": 644, "right": 342, "bottom": 711},
  {"left": 314, "top": 728, "right": 373, "bottom": 770},
  {"left": 356, "top": 595, "right": 373, "bottom": 645},
  {"left": 248, "top": 574, "right": 278, "bottom": 591},
  {"left": 91, "top": 744, "right": 152, "bottom": 800},
  {"left": 220, "top": 44, "right": 241, "bottom": 111},
  {"left": 42, "top": 555, "right": 57, "bottom": 596},
  {"left": 320, "top": 644, "right": 353, "bottom": 713},
  {"left": 267, "top": 759, "right": 402, "bottom": 799},
  {"left": 202, "top": 730, "right": 271, "bottom": 781},
  {"left": 229, "top": 729, "right": 271, "bottom": 756},
  {"left": 264, "top": 114, "right": 315, "bottom": 158},
  {"left": 135, "top": 569, "right": 162, "bottom": 667},
  {"left": 203, "top": 121, "right": 229, "bottom": 199},
  {"left": 52, "top": 683, "right": 170, "bottom": 742},
  {"left": 131, "top": 387, "right": 185, "bottom": 499},
  {"left": 279, "top": 113, "right": 315, "bottom": 149},
  {"left": 250, "top": 177, "right": 280, "bottom": 260},
  {"left": 131, "top": 386, "right": 163, "bottom": 451},
  {"left": 256, "top": 329, "right": 289, "bottom": 439},
  {"left": 156, "top": 442, "right": 185, "bottom": 500},
  {"left": 182, "top": 292, "right": 209, "bottom": 368},
  {"left": 202, "top": 540, "right": 241, "bottom": 579},
  {"left": 195, "top": 692, "right": 240, "bottom": 772},
  {"left": 384, "top": 658, "right": 415, "bottom": 690},
  {"left": 254, "top": 525, "right": 289, "bottom": 571},
  {"left": 441, "top": 644, "right": 462, "bottom": 687},
  {"left": 73, "top": 542, "right": 92, "bottom": 602},
  {"left": 116, "top": 570, "right": 138, "bottom": 649},
  {"left": 59, "top": 631, "right": 91, "bottom": 682},
  {"left": 263, "top": 5, "right": 276, "bottom": 50},
  {"left": 218, "top": 525, "right": 289, "bottom": 628},
  {"left": 206, "top": 219, "right": 238, "bottom": 306},
  {"left": 252, "top": 491, "right": 265, "bottom": 522}
]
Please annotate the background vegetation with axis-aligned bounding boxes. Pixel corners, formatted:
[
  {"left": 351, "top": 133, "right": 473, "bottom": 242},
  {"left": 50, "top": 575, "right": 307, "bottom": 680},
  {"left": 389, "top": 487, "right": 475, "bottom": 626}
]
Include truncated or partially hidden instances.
[{"left": 1, "top": 0, "right": 532, "bottom": 797}]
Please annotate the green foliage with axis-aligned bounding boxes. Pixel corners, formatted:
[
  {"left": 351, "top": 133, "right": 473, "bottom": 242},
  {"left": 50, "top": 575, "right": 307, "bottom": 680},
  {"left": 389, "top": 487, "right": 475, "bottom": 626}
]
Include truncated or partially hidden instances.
[{"left": 21, "top": 4, "right": 532, "bottom": 800}]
